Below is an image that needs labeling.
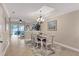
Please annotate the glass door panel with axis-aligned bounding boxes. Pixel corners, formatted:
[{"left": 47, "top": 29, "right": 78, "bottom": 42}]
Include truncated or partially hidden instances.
[{"left": 11, "top": 23, "right": 25, "bottom": 37}]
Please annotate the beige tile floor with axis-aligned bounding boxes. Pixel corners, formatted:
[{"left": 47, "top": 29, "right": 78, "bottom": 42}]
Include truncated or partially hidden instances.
[{"left": 5, "top": 35, "right": 79, "bottom": 56}]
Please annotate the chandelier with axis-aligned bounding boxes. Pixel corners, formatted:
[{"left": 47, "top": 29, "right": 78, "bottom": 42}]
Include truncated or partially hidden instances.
[
  {"left": 37, "top": 10, "right": 44, "bottom": 23},
  {"left": 19, "top": 19, "right": 23, "bottom": 24}
]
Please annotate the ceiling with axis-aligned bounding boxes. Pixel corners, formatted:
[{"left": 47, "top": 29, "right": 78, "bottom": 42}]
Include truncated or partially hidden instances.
[{"left": 4, "top": 3, "right": 79, "bottom": 23}]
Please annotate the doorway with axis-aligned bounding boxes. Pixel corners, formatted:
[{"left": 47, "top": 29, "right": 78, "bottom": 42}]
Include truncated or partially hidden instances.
[{"left": 10, "top": 22, "right": 25, "bottom": 39}]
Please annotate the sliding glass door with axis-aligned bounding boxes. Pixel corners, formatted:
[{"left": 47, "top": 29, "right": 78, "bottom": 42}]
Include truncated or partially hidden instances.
[{"left": 11, "top": 22, "right": 25, "bottom": 38}]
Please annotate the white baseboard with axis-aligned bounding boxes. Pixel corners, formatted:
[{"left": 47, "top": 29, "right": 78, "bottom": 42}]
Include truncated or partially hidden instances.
[
  {"left": 2, "top": 41, "right": 9, "bottom": 56},
  {"left": 54, "top": 41, "right": 79, "bottom": 52}
]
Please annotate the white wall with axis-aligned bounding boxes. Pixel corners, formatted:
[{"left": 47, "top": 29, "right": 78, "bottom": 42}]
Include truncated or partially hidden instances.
[
  {"left": 0, "top": 4, "right": 9, "bottom": 56},
  {"left": 49, "top": 10, "right": 79, "bottom": 50}
]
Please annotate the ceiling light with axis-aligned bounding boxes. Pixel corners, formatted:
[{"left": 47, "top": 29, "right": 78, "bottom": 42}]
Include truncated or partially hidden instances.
[
  {"left": 19, "top": 19, "right": 22, "bottom": 24},
  {"left": 36, "top": 10, "right": 44, "bottom": 23}
]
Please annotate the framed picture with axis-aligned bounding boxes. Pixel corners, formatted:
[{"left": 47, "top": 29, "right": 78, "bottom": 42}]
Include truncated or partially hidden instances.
[{"left": 48, "top": 20, "right": 57, "bottom": 31}]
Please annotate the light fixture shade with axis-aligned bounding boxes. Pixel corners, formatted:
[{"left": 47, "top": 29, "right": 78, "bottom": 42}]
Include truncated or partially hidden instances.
[
  {"left": 37, "top": 17, "right": 44, "bottom": 23},
  {"left": 37, "top": 18, "right": 40, "bottom": 22},
  {"left": 41, "top": 18, "right": 44, "bottom": 22}
]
